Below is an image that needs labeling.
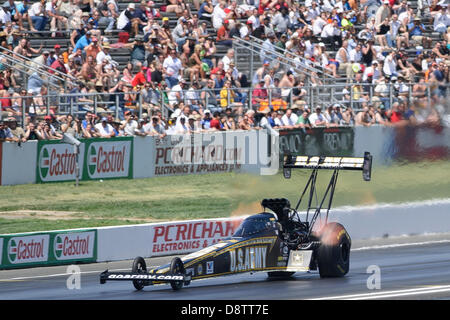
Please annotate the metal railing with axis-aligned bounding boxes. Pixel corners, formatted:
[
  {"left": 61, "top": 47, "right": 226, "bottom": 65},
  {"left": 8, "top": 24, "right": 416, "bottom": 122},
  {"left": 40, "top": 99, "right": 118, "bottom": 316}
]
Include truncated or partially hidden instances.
[
  {"left": 2, "top": 81, "right": 448, "bottom": 129},
  {"left": 232, "top": 36, "right": 334, "bottom": 85},
  {"left": 247, "top": 35, "right": 332, "bottom": 78}
]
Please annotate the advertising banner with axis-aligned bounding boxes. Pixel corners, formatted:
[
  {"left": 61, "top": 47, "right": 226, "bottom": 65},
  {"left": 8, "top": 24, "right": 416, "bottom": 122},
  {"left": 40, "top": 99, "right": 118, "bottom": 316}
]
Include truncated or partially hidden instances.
[
  {"left": 52, "top": 231, "right": 96, "bottom": 261},
  {"left": 152, "top": 132, "right": 246, "bottom": 177},
  {"left": 5, "top": 234, "right": 50, "bottom": 266},
  {"left": 83, "top": 137, "right": 133, "bottom": 180},
  {"left": 149, "top": 218, "right": 244, "bottom": 256},
  {"left": 0, "top": 238, "right": 3, "bottom": 265},
  {"left": 0, "top": 230, "right": 97, "bottom": 269},
  {"left": 279, "top": 127, "right": 355, "bottom": 157},
  {"left": 36, "top": 137, "right": 133, "bottom": 183},
  {"left": 36, "top": 140, "right": 85, "bottom": 183}
]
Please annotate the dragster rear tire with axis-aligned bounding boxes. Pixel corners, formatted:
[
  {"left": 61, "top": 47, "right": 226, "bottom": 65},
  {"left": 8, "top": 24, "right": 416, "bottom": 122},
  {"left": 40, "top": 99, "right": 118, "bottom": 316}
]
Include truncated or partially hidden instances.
[
  {"left": 316, "top": 222, "right": 351, "bottom": 278},
  {"left": 170, "top": 257, "right": 185, "bottom": 291},
  {"left": 132, "top": 256, "right": 147, "bottom": 291}
]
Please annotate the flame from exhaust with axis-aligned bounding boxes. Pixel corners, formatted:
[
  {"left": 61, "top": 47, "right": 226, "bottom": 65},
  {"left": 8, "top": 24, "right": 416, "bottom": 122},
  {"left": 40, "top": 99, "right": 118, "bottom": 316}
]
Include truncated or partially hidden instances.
[{"left": 230, "top": 201, "right": 262, "bottom": 218}]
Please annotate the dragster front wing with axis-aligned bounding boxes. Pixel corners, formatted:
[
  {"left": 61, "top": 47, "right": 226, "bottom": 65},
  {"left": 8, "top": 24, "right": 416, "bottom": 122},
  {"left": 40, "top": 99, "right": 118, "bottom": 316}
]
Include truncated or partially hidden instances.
[{"left": 99, "top": 270, "right": 191, "bottom": 284}]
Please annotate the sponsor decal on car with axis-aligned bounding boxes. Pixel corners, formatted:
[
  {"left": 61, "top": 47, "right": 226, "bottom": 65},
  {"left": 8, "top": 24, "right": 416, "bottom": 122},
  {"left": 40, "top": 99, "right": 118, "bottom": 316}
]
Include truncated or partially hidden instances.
[
  {"left": 197, "top": 264, "right": 203, "bottom": 276},
  {"left": 229, "top": 246, "right": 267, "bottom": 272},
  {"left": 107, "top": 274, "right": 187, "bottom": 281},
  {"left": 206, "top": 261, "right": 214, "bottom": 274}
]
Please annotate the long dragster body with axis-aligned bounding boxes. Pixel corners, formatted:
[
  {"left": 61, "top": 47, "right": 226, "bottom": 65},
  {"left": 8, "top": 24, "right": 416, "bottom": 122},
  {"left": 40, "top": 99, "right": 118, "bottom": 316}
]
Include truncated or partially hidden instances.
[
  {"left": 100, "top": 153, "right": 372, "bottom": 290},
  {"left": 100, "top": 213, "right": 317, "bottom": 290}
]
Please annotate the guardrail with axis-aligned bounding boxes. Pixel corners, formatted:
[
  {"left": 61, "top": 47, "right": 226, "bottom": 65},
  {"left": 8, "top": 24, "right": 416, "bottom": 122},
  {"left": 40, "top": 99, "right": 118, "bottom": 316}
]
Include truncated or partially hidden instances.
[{"left": 2, "top": 81, "right": 448, "bottom": 128}]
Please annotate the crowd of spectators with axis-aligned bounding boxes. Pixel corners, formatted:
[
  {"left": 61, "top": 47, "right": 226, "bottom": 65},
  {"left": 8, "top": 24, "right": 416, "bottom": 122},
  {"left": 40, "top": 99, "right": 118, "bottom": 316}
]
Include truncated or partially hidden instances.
[{"left": 0, "top": 0, "right": 448, "bottom": 141}]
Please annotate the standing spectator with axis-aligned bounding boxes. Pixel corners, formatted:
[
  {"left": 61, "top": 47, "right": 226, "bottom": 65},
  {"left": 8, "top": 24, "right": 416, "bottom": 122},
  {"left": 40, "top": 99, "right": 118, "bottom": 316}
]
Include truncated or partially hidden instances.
[
  {"left": 281, "top": 108, "right": 298, "bottom": 128},
  {"left": 6, "top": 117, "right": 26, "bottom": 143},
  {"left": 200, "top": 79, "right": 220, "bottom": 113},
  {"left": 163, "top": 48, "right": 183, "bottom": 88},
  {"left": 308, "top": 106, "right": 329, "bottom": 127},
  {"left": 168, "top": 78, "right": 186, "bottom": 107},
  {"left": 95, "top": 116, "right": 116, "bottom": 138},
  {"left": 335, "top": 40, "right": 352, "bottom": 78},
  {"left": 24, "top": 121, "right": 42, "bottom": 140}
]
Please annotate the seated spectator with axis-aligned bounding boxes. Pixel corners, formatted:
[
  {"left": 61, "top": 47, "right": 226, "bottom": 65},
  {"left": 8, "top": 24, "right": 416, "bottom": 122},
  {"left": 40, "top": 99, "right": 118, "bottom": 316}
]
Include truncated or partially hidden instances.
[
  {"left": 46, "top": 0, "right": 69, "bottom": 38},
  {"left": 198, "top": 0, "right": 213, "bottom": 20},
  {"left": 117, "top": 3, "right": 138, "bottom": 36},
  {"left": 28, "top": 0, "right": 48, "bottom": 32},
  {"left": 408, "top": 16, "right": 432, "bottom": 49},
  {"left": 431, "top": 6, "right": 450, "bottom": 33},
  {"left": 216, "top": 19, "right": 234, "bottom": 48},
  {"left": 73, "top": 30, "right": 92, "bottom": 53},
  {"left": 96, "top": 0, "right": 118, "bottom": 33}
]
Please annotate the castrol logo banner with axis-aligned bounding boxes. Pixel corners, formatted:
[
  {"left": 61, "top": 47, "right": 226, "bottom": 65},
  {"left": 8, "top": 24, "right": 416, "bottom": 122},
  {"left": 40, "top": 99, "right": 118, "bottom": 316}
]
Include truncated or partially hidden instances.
[
  {"left": 84, "top": 138, "right": 133, "bottom": 180},
  {"left": 53, "top": 231, "right": 96, "bottom": 261},
  {"left": 7, "top": 235, "right": 49, "bottom": 264},
  {"left": 36, "top": 138, "right": 133, "bottom": 183},
  {"left": 0, "top": 230, "right": 97, "bottom": 269},
  {"left": 149, "top": 218, "right": 244, "bottom": 256},
  {"left": 37, "top": 141, "right": 85, "bottom": 183}
]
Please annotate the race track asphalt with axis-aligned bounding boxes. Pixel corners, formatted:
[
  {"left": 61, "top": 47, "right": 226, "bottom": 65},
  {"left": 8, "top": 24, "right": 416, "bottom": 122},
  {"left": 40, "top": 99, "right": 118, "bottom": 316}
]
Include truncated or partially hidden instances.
[{"left": 1, "top": 233, "right": 450, "bottom": 300}]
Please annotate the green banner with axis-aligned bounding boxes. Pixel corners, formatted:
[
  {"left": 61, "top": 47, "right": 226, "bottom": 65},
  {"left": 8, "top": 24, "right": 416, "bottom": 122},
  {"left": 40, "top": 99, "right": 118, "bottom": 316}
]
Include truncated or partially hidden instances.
[
  {"left": 0, "top": 229, "right": 97, "bottom": 270},
  {"left": 279, "top": 127, "right": 354, "bottom": 157},
  {"left": 82, "top": 137, "right": 133, "bottom": 180},
  {"left": 36, "top": 137, "right": 133, "bottom": 183}
]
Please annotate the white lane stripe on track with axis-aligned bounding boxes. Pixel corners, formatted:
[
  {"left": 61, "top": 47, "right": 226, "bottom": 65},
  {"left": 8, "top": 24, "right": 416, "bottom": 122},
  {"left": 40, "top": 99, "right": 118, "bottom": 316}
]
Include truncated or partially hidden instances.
[
  {"left": 0, "top": 267, "right": 158, "bottom": 281},
  {"left": 352, "top": 239, "right": 450, "bottom": 251},
  {"left": 311, "top": 285, "right": 450, "bottom": 300}
]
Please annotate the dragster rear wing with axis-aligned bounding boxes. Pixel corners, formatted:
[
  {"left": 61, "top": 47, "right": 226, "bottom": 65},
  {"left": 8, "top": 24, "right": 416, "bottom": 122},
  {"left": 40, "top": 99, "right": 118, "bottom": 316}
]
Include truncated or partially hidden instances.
[{"left": 283, "top": 152, "right": 372, "bottom": 181}]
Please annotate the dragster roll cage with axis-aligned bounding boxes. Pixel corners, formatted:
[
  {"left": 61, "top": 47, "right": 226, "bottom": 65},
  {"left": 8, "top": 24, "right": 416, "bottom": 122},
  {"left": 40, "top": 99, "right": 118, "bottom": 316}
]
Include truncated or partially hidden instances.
[{"left": 263, "top": 152, "right": 372, "bottom": 237}]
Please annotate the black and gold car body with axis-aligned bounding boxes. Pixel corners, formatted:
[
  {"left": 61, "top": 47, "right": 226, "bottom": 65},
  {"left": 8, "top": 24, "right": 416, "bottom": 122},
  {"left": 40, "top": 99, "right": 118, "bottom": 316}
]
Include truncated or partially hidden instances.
[{"left": 100, "top": 153, "right": 371, "bottom": 290}]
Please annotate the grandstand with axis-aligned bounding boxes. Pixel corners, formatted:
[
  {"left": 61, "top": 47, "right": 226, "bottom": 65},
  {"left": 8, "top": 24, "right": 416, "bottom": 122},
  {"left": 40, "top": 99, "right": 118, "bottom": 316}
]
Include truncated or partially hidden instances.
[{"left": 0, "top": 0, "right": 448, "bottom": 138}]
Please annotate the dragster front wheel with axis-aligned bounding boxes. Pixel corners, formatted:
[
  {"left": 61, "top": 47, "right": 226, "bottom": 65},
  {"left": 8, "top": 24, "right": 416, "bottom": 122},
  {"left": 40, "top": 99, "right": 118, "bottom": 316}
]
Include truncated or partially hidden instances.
[
  {"left": 170, "top": 257, "right": 185, "bottom": 291},
  {"left": 316, "top": 222, "right": 351, "bottom": 278},
  {"left": 132, "top": 256, "right": 147, "bottom": 290}
]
